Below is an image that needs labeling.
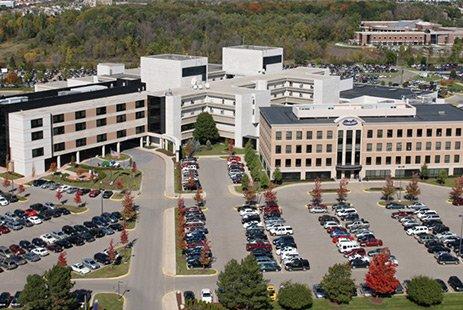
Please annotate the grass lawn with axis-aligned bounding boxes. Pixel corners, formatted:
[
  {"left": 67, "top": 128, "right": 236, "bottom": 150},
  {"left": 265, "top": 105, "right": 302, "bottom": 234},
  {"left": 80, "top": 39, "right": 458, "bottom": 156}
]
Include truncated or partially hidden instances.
[
  {"left": 72, "top": 247, "right": 131, "bottom": 279},
  {"left": 273, "top": 294, "right": 463, "bottom": 309},
  {"left": 125, "top": 219, "right": 136, "bottom": 230},
  {"left": 101, "top": 153, "right": 131, "bottom": 161},
  {"left": 365, "top": 187, "right": 403, "bottom": 192},
  {"left": 175, "top": 208, "right": 216, "bottom": 275},
  {"left": 421, "top": 177, "right": 458, "bottom": 188},
  {"left": 62, "top": 205, "right": 88, "bottom": 214},
  {"left": 93, "top": 293, "right": 123, "bottom": 310},
  {"left": 0, "top": 171, "right": 24, "bottom": 180},
  {"left": 234, "top": 185, "right": 244, "bottom": 194},
  {"left": 45, "top": 164, "right": 142, "bottom": 191},
  {"left": 195, "top": 143, "right": 245, "bottom": 156},
  {"left": 111, "top": 192, "right": 124, "bottom": 200}
]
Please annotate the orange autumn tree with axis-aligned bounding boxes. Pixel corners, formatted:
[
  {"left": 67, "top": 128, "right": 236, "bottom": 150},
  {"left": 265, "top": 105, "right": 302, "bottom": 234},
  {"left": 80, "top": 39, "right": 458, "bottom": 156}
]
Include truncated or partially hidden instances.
[
  {"left": 120, "top": 223, "right": 129, "bottom": 247},
  {"left": 365, "top": 249, "right": 399, "bottom": 296},
  {"left": 336, "top": 178, "right": 349, "bottom": 202},
  {"left": 450, "top": 176, "right": 463, "bottom": 205},
  {"left": 57, "top": 251, "right": 67, "bottom": 267},
  {"left": 107, "top": 239, "right": 116, "bottom": 263},
  {"left": 310, "top": 178, "right": 323, "bottom": 206}
]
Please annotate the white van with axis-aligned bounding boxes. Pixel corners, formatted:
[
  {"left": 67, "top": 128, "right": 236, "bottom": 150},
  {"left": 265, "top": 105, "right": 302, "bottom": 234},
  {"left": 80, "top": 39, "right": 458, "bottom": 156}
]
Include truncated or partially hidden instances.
[
  {"left": 406, "top": 226, "right": 430, "bottom": 236},
  {"left": 336, "top": 208, "right": 357, "bottom": 217},
  {"left": 270, "top": 226, "right": 293, "bottom": 236},
  {"left": 338, "top": 241, "right": 361, "bottom": 254}
]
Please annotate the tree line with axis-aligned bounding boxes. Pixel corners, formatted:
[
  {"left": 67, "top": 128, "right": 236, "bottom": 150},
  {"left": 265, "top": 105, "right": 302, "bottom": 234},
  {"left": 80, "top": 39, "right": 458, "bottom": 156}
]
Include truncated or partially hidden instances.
[{"left": 0, "top": 0, "right": 462, "bottom": 69}]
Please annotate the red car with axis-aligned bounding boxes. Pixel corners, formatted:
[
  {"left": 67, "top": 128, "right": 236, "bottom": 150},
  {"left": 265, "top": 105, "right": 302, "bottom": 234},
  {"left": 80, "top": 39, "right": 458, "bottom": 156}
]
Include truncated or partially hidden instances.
[
  {"left": 227, "top": 156, "right": 241, "bottom": 162},
  {"left": 9, "top": 244, "right": 25, "bottom": 255},
  {"left": 332, "top": 235, "right": 354, "bottom": 243},
  {"left": 327, "top": 227, "right": 348, "bottom": 234},
  {"left": 391, "top": 211, "right": 414, "bottom": 219},
  {"left": 0, "top": 225, "right": 10, "bottom": 234},
  {"left": 343, "top": 248, "right": 366, "bottom": 258},
  {"left": 25, "top": 209, "right": 39, "bottom": 217},
  {"left": 88, "top": 189, "right": 101, "bottom": 198},
  {"left": 246, "top": 242, "right": 272, "bottom": 252},
  {"left": 360, "top": 238, "right": 383, "bottom": 247}
]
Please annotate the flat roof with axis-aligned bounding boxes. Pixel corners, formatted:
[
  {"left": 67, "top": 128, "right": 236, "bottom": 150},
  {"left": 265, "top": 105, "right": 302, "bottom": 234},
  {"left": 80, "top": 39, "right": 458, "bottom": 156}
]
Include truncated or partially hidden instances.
[
  {"left": 341, "top": 85, "right": 432, "bottom": 100},
  {"left": 145, "top": 54, "right": 204, "bottom": 61},
  {"left": 261, "top": 104, "right": 463, "bottom": 126},
  {"left": 227, "top": 45, "right": 279, "bottom": 51}
]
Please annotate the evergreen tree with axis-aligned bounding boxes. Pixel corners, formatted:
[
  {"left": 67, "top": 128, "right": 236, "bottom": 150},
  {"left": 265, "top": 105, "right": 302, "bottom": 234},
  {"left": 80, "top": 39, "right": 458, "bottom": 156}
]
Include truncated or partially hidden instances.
[
  {"left": 278, "top": 281, "right": 313, "bottom": 310},
  {"left": 19, "top": 274, "right": 51, "bottom": 310},
  {"left": 193, "top": 112, "right": 219, "bottom": 145},
  {"left": 272, "top": 167, "right": 283, "bottom": 184},
  {"left": 436, "top": 169, "right": 448, "bottom": 185},
  {"left": 420, "top": 164, "right": 429, "bottom": 179},
  {"left": 321, "top": 263, "right": 356, "bottom": 304},
  {"left": 45, "top": 265, "right": 76, "bottom": 310}
]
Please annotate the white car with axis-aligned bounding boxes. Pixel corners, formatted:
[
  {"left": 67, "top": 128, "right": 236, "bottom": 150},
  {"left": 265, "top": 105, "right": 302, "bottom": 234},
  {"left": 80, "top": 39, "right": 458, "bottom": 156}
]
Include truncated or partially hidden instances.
[
  {"left": 276, "top": 246, "right": 298, "bottom": 256},
  {"left": 409, "top": 202, "right": 427, "bottom": 210},
  {"left": 0, "top": 197, "right": 9, "bottom": 206},
  {"left": 416, "top": 210, "right": 437, "bottom": 219},
  {"left": 31, "top": 247, "right": 49, "bottom": 257},
  {"left": 57, "top": 185, "right": 71, "bottom": 192},
  {"left": 406, "top": 226, "right": 430, "bottom": 236},
  {"left": 200, "top": 288, "right": 213, "bottom": 303},
  {"left": 323, "top": 221, "right": 341, "bottom": 229},
  {"left": 239, "top": 208, "right": 259, "bottom": 216},
  {"left": 27, "top": 216, "right": 42, "bottom": 225},
  {"left": 280, "top": 251, "right": 300, "bottom": 261},
  {"left": 436, "top": 232, "right": 457, "bottom": 241},
  {"left": 243, "top": 221, "right": 263, "bottom": 229},
  {"left": 71, "top": 263, "right": 91, "bottom": 274},
  {"left": 347, "top": 254, "right": 370, "bottom": 262},
  {"left": 40, "top": 233, "right": 58, "bottom": 245},
  {"left": 309, "top": 206, "right": 327, "bottom": 214}
]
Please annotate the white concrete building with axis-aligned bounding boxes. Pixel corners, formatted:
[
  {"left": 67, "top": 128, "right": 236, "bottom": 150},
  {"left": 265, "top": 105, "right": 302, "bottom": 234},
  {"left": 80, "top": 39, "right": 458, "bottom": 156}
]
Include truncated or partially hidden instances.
[{"left": 222, "top": 45, "right": 283, "bottom": 76}]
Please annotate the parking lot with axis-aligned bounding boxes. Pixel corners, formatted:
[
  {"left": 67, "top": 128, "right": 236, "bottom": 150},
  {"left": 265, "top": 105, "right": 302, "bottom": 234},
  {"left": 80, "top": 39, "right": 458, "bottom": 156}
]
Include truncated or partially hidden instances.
[
  {"left": 0, "top": 182, "right": 125, "bottom": 291},
  {"left": 178, "top": 157, "right": 463, "bottom": 295}
]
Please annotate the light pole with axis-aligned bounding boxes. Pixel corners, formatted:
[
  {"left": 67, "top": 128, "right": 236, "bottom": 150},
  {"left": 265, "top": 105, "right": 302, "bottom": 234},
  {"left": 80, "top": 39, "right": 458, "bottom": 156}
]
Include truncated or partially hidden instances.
[
  {"left": 100, "top": 192, "right": 104, "bottom": 215},
  {"left": 459, "top": 214, "right": 463, "bottom": 258}
]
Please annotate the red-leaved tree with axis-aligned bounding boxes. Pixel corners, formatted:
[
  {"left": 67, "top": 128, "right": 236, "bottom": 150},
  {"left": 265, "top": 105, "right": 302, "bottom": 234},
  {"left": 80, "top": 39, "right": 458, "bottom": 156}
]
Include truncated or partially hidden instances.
[
  {"left": 55, "top": 191, "right": 63, "bottom": 204},
  {"left": 365, "top": 249, "right": 400, "bottom": 296},
  {"left": 310, "top": 178, "right": 323, "bottom": 206},
  {"left": 57, "top": 251, "right": 67, "bottom": 267},
  {"left": 263, "top": 189, "right": 277, "bottom": 204},
  {"left": 107, "top": 239, "right": 116, "bottom": 263},
  {"left": 450, "top": 176, "right": 463, "bottom": 205},
  {"left": 120, "top": 223, "right": 129, "bottom": 247},
  {"left": 337, "top": 178, "right": 349, "bottom": 202},
  {"left": 131, "top": 161, "right": 137, "bottom": 173},
  {"left": 115, "top": 179, "right": 124, "bottom": 190},
  {"left": 73, "top": 192, "right": 82, "bottom": 204},
  {"left": 2, "top": 178, "right": 10, "bottom": 188},
  {"left": 18, "top": 184, "right": 25, "bottom": 194}
]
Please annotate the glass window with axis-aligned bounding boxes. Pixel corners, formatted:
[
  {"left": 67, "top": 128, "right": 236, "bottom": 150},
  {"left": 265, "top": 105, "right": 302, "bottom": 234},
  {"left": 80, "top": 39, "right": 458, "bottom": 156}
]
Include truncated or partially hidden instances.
[
  {"left": 366, "top": 157, "right": 372, "bottom": 165},
  {"left": 296, "top": 145, "right": 302, "bottom": 153},
  {"left": 386, "top": 156, "right": 391, "bottom": 165},
  {"left": 416, "top": 142, "right": 422, "bottom": 151},
  {"left": 296, "top": 131, "right": 302, "bottom": 140},
  {"left": 377, "top": 130, "right": 383, "bottom": 138},
  {"left": 305, "top": 158, "right": 312, "bottom": 166},
  {"left": 327, "top": 131, "right": 333, "bottom": 139},
  {"left": 276, "top": 131, "right": 282, "bottom": 140},
  {"left": 295, "top": 159, "right": 301, "bottom": 167},
  {"left": 406, "top": 156, "right": 411, "bottom": 164},
  {"left": 457, "top": 128, "right": 462, "bottom": 136},
  {"left": 386, "top": 143, "right": 392, "bottom": 151},
  {"left": 326, "top": 158, "right": 332, "bottom": 166},
  {"left": 316, "top": 144, "right": 322, "bottom": 153},
  {"left": 376, "top": 143, "right": 382, "bottom": 152},
  {"left": 136, "top": 111, "right": 145, "bottom": 119},
  {"left": 31, "top": 131, "right": 43, "bottom": 141},
  {"left": 445, "top": 141, "right": 451, "bottom": 150},
  {"left": 75, "top": 110, "right": 86, "bottom": 119},
  {"left": 96, "top": 107, "right": 107, "bottom": 115},
  {"left": 406, "top": 142, "right": 412, "bottom": 151},
  {"left": 53, "top": 114, "right": 64, "bottom": 123},
  {"left": 316, "top": 158, "right": 322, "bottom": 166},
  {"left": 53, "top": 142, "right": 65, "bottom": 152},
  {"left": 417, "top": 129, "right": 423, "bottom": 137},
  {"left": 117, "top": 115, "right": 127, "bottom": 123},
  {"left": 306, "top": 145, "right": 312, "bottom": 153},
  {"left": 97, "top": 134, "right": 107, "bottom": 143},
  {"left": 375, "top": 157, "right": 381, "bottom": 165},
  {"left": 407, "top": 129, "right": 413, "bottom": 137},
  {"left": 415, "top": 156, "right": 421, "bottom": 164},
  {"left": 396, "top": 142, "right": 402, "bottom": 151},
  {"left": 435, "top": 142, "right": 441, "bottom": 150},
  {"left": 316, "top": 131, "right": 323, "bottom": 139},
  {"left": 32, "top": 147, "right": 44, "bottom": 158},
  {"left": 285, "top": 159, "right": 291, "bottom": 167},
  {"left": 426, "top": 129, "right": 432, "bottom": 137},
  {"left": 75, "top": 122, "right": 86, "bottom": 131},
  {"left": 397, "top": 129, "right": 403, "bottom": 138},
  {"left": 426, "top": 142, "right": 432, "bottom": 150},
  {"left": 425, "top": 155, "right": 431, "bottom": 164},
  {"left": 116, "top": 103, "right": 126, "bottom": 112},
  {"left": 286, "top": 131, "right": 292, "bottom": 140},
  {"left": 327, "top": 144, "right": 332, "bottom": 152},
  {"left": 30, "top": 118, "right": 43, "bottom": 128},
  {"left": 306, "top": 131, "right": 312, "bottom": 139},
  {"left": 387, "top": 129, "right": 393, "bottom": 138},
  {"left": 456, "top": 141, "right": 461, "bottom": 150},
  {"left": 435, "top": 155, "right": 440, "bottom": 163},
  {"left": 275, "top": 146, "right": 281, "bottom": 154},
  {"left": 455, "top": 155, "right": 460, "bottom": 163},
  {"left": 366, "top": 143, "right": 372, "bottom": 151},
  {"left": 285, "top": 145, "right": 291, "bottom": 154},
  {"left": 367, "top": 130, "right": 373, "bottom": 138},
  {"left": 97, "top": 118, "right": 107, "bottom": 127},
  {"left": 53, "top": 126, "right": 64, "bottom": 136},
  {"left": 395, "top": 156, "right": 401, "bottom": 164},
  {"left": 76, "top": 138, "right": 86, "bottom": 147},
  {"left": 117, "top": 130, "right": 127, "bottom": 138},
  {"left": 275, "top": 159, "right": 281, "bottom": 167},
  {"left": 446, "top": 128, "right": 452, "bottom": 136},
  {"left": 436, "top": 128, "right": 442, "bottom": 137},
  {"left": 136, "top": 100, "right": 145, "bottom": 108},
  {"left": 445, "top": 155, "right": 450, "bottom": 163}
]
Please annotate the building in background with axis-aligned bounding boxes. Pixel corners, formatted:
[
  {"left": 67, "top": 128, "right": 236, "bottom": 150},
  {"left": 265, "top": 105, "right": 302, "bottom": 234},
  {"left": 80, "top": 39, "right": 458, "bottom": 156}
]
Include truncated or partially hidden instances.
[{"left": 0, "top": 0, "right": 15, "bottom": 8}]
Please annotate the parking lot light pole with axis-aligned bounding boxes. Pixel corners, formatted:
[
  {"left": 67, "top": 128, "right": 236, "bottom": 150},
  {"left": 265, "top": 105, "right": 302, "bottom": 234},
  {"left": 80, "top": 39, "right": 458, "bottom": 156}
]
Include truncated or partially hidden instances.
[
  {"left": 100, "top": 193, "right": 103, "bottom": 215},
  {"left": 459, "top": 214, "right": 463, "bottom": 257}
]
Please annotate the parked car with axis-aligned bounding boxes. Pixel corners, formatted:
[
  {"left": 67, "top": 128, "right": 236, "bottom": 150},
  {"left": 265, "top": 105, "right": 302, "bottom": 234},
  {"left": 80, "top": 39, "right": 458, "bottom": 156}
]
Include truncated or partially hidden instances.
[
  {"left": 448, "top": 276, "right": 463, "bottom": 292},
  {"left": 0, "top": 292, "right": 11, "bottom": 308},
  {"left": 10, "top": 291, "right": 21, "bottom": 308},
  {"left": 102, "top": 191, "right": 113, "bottom": 199},
  {"left": 200, "top": 289, "right": 213, "bottom": 303},
  {"left": 71, "top": 263, "right": 91, "bottom": 275},
  {"left": 88, "top": 190, "right": 101, "bottom": 198},
  {"left": 435, "top": 252, "right": 459, "bottom": 265},
  {"left": 435, "top": 279, "right": 449, "bottom": 292},
  {"left": 94, "top": 252, "right": 111, "bottom": 265},
  {"left": 284, "top": 258, "right": 310, "bottom": 271},
  {"left": 23, "top": 252, "right": 41, "bottom": 262},
  {"left": 31, "top": 247, "right": 49, "bottom": 257},
  {"left": 312, "top": 284, "right": 326, "bottom": 298}
]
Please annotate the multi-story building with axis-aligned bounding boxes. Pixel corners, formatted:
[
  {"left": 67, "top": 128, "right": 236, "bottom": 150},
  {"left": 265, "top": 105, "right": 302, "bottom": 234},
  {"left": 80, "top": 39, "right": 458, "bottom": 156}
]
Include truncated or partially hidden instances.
[
  {"left": 260, "top": 91, "right": 463, "bottom": 181},
  {"left": 353, "top": 20, "right": 463, "bottom": 46}
]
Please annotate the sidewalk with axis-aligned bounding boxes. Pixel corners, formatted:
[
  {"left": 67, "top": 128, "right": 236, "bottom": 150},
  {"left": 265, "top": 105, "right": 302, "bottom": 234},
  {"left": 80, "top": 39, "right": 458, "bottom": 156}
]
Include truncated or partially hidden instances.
[
  {"left": 138, "top": 148, "right": 176, "bottom": 198},
  {"left": 162, "top": 291, "right": 179, "bottom": 310},
  {"left": 162, "top": 208, "right": 176, "bottom": 277}
]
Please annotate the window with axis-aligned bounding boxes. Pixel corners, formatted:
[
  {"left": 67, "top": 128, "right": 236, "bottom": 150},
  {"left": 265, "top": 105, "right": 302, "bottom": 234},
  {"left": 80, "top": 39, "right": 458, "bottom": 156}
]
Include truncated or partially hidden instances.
[
  {"left": 416, "top": 142, "right": 422, "bottom": 151},
  {"left": 30, "top": 118, "right": 43, "bottom": 128},
  {"left": 316, "top": 158, "right": 322, "bottom": 166},
  {"left": 377, "top": 130, "right": 383, "bottom": 138},
  {"left": 135, "top": 100, "right": 145, "bottom": 108},
  {"left": 327, "top": 131, "right": 333, "bottom": 139},
  {"left": 395, "top": 156, "right": 401, "bottom": 164},
  {"left": 135, "top": 111, "right": 145, "bottom": 119},
  {"left": 436, "top": 128, "right": 442, "bottom": 137},
  {"left": 96, "top": 107, "right": 107, "bottom": 115},
  {"left": 366, "top": 143, "right": 372, "bottom": 151},
  {"left": 386, "top": 143, "right": 392, "bottom": 151},
  {"left": 387, "top": 129, "right": 393, "bottom": 138},
  {"left": 316, "top": 131, "right": 323, "bottom": 139},
  {"left": 295, "top": 159, "right": 301, "bottom": 167},
  {"left": 53, "top": 114, "right": 64, "bottom": 123},
  {"left": 285, "top": 159, "right": 291, "bottom": 167},
  {"left": 97, "top": 134, "right": 107, "bottom": 142},
  {"left": 275, "top": 159, "right": 281, "bottom": 167},
  {"left": 375, "top": 157, "right": 382, "bottom": 165},
  {"left": 296, "top": 145, "right": 302, "bottom": 153},
  {"left": 75, "top": 110, "right": 86, "bottom": 119},
  {"left": 306, "top": 145, "right": 312, "bottom": 153},
  {"left": 415, "top": 156, "right": 421, "bottom": 164},
  {"left": 446, "top": 128, "right": 452, "bottom": 136},
  {"left": 305, "top": 158, "right": 312, "bottom": 166},
  {"left": 76, "top": 138, "right": 86, "bottom": 147},
  {"left": 75, "top": 122, "right": 86, "bottom": 131},
  {"left": 32, "top": 147, "right": 44, "bottom": 158},
  {"left": 286, "top": 131, "right": 292, "bottom": 140},
  {"left": 327, "top": 144, "right": 332, "bottom": 152},
  {"left": 31, "top": 131, "right": 43, "bottom": 141},
  {"left": 326, "top": 158, "right": 332, "bottom": 166},
  {"left": 435, "top": 155, "right": 440, "bottom": 164},
  {"left": 53, "top": 142, "right": 65, "bottom": 152},
  {"left": 386, "top": 156, "right": 391, "bottom": 165},
  {"left": 276, "top": 131, "right": 282, "bottom": 140},
  {"left": 53, "top": 126, "right": 64, "bottom": 136},
  {"left": 455, "top": 155, "right": 460, "bottom": 163},
  {"left": 116, "top": 103, "right": 126, "bottom": 112},
  {"left": 406, "top": 156, "right": 411, "bottom": 164},
  {"left": 425, "top": 155, "right": 431, "bottom": 164},
  {"left": 306, "top": 131, "right": 312, "bottom": 139},
  {"left": 97, "top": 118, "right": 107, "bottom": 127},
  {"left": 406, "top": 142, "right": 412, "bottom": 151},
  {"left": 136, "top": 125, "right": 145, "bottom": 134},
  {"left": 366, "top": 157, "right": 372, "bottom": 165},
  {"left": 117, "top": 115, "right": 127, "bottom": 123},
  {"left": 426, "top": 142, "right": 432, "bottom": 151},
  {"left": 275, "top": 146, "right": 281, "bottom": 154},
  {"left": 407, "top": 129, "right": 413, "bottom": 137},
  {"left": 457, "top": 128, "right": 462, "bottom": 136},
  {"left": 316, "top": 144, "right": 323, "bottom": 153},
  {"left": 445, "top": 141, "right": 451, "bottom": 150},
  {"left": 285, "top": 145, "right": 292, "bottom": 154},
  {"left": 417, "top": 129, "right": 423, "bottom": 137},
  {"left": 426, "top": 128, "right": 432, "bottom": 137},
  {"left": 376, "top": 143, "right": 382, "bottom": 152},
  {"left": 117, "top": 130, "right": 127, "bottom": 138},
  {"left": 296, "top": 131, "right": 302, "bottom": 140},
  {"left": 396, "top": 142, "right": 402, "bottom": 151},
  {"left": 397, "top": 129, "right": 403, "bottom": 138},
  {"left": 456, "top": 141, "right": 461, "bottom": 150},
  {"left": 435, "top": 142, "right": 441, "bottom": 150},
  {"left": 367, "top": 130, "right": 373, "bottom": 138},
  {"left": 445, "top": 155, "right": 450, "bottom": 163}
]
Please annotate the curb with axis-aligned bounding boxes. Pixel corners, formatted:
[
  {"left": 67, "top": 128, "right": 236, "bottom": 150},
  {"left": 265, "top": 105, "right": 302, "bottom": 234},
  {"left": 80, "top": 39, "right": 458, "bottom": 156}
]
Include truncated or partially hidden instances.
[
  {"left": 167, "top": 269, "right": 219, "bottom": 278},
  {"left": 162, "top": 208, "right": 176, "bottom": 277},
  {"left": 228, "top": 184, "right": 243, "bottom": 197}
]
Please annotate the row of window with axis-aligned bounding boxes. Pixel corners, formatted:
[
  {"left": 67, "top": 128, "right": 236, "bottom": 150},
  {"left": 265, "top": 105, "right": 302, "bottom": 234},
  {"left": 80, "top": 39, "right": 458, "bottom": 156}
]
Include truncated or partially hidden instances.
[
  {"left": 275, "top": 144, "right": 333, "bottom": 154},
  {"left": 51, "top": 101, "right": 145, "bottom": 124},
  {"left": 366, "top": 141, "right": 462, "bottom": 152},
  {"left": 275, "top": 158, "right": 332, "bottom": 168},
  {"left": 276, "top": 130, "right": 333, "bottom": 141},
  {"left": 365, "top": 154, "right": 461, "bottom": 166},
  {"left": 366, "top": 128, "right": 462, "bottom": 139}
]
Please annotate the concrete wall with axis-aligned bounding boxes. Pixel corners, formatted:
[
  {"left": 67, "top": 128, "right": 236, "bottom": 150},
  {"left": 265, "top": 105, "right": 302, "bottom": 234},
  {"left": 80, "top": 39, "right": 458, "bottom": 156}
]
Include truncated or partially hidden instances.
[{"left": 222, "top": 47, "right": 283, "bottom": 76}]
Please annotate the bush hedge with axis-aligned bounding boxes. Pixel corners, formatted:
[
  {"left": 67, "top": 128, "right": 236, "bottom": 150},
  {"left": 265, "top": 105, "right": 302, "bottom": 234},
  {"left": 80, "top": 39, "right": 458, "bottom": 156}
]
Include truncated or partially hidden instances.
[
  {"left": 244, "top": 142, "right": 269, "bottom": 189},
  {"left": 407, "top": 276, "right": 443, "bottom": 307}
]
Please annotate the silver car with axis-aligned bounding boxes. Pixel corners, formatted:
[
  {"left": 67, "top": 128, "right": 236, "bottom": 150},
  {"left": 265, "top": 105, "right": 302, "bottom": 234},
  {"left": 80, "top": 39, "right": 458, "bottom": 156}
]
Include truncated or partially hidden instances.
[{"left": 82, "top": 258, "right": 100, "bottom": 270}]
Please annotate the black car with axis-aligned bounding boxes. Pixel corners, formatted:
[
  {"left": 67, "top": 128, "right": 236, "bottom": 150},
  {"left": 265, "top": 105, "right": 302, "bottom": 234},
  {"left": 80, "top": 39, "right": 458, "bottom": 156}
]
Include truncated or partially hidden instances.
[
  {"left": 111, "top": 211, "right": 122, "bottom": 220},
  {"left": 73, "top": 225, "right": 89, "bottom": 234},
  {"left": 92, "top": 216, "right": 109, "bottom": 227},
  {"left": 56, "top": 208, "right": 71, "bottom": 216},
  {"left": 32, "top": 179, "right": 47, "bottom": 187},
  {"left": 62, "top": 225, "right": 76, "bottom": 236},
  {"left": 13, "top": 209, "right": 25, "bottom": 218},
  {"left": 427, "top": 245, "right": 450, "bottom": 254},
  {"left": 46, "top": 244, "right": 63, "bottom": 253},
  {"left": 67, "top": 235, "right": 85, "bottom": 246},
  {"left": 49, "top": 209, "right": 62, "bottom": 218},
  {"left": 30, "top": 203, "right": 46, "bottom": 212},
  {"left": 432, "top": 224, "right": 450, "bottom": 234},
  {"left": 19, "top": 240, "right": 35, "bottom": 252},
  {"left": 55, "top": 239, "right": 73, "bottom": 249},
  {"left": 109, "top": 223, "right": 124, "bottom": 231},
  {"left": 102, "top": 191, "right": 113, "bottom": 199},
  {"left": 90, "top": 228, "right": 105, "bottom": 238},
  {"left": 258, "top": 262, "right": 281, "bottom": 272},
  {"left": 94, "top": 252, "right": 111, "bottom": 265},
  {"left": 183, "top": 291, "right": 195, "bottom": 302},
  {"left": 284, "top": 258, "right": 310, "bottom": 271},
  {"left": 425, "top": 240, "right": 444, "bottom": 249},
  {"left": 37, "top": 212, "right": 51, "bottom": 221},
  {"left": 74, "top": 289, "right": 91, "bottom": 309},
  {"left": 10, "top": 291, "right": 21, "bottom": 308},
  {"left": 318, "top": 215, "right": 339, "bottom": 225},
  {"left": 250, "top": 249, "right": 273, "bottom": 257},
  {"left": 436, "top": 253, "right": 460, "bottom": 265},
  {"left": 101, "top": 212, "right": 118, "bottom": 224},
  {"left": 83, "top": 221, "right": 97, "bottom": 229},
  {"left": 31, "top": 238, "right": 47, "bottom": 248},
  {"left": 0, "top": 292, "right": 11, "bottom": 307},
  {"left": 350, "top": 258, "right": 370, "bottom": 269},
  {"left": 81, "top": 232, "right": 95, "bottom": 243},
  {"left": 448, "top": 276, "right": 463, "bottom": 292},
  {"left": 435, "top": 279, "right": 449, "bottom": 292}
]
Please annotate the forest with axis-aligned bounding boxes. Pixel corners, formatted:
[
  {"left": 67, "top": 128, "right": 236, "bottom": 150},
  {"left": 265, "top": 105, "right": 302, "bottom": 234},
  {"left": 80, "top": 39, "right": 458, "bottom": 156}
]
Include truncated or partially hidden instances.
[{"left": 0, "top": 0, "right": 462, "bottom": 69}]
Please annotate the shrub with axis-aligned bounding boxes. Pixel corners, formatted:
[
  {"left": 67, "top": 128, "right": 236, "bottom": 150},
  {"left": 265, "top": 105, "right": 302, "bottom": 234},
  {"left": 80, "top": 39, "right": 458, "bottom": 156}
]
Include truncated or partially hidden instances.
[
  {"left": 321, "top": 263, "right": 356, "bottom": 304},
  {"left": 407, "top": 276, "right": 443, "bottom": 307},
  {"left": 278, "top": 282, "right": 313, "bottom": 310}
]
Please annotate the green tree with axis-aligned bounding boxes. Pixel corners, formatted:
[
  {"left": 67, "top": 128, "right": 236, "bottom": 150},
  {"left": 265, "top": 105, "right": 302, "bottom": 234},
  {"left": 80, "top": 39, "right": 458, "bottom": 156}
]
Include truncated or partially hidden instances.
[
  {"left": 45, "top": 265, "right": 76, "bottom": 310},
  {"left": 420, "top": 164, "right": 429, "bottom": 179},
  {"left": 278, "top": 281, "right": 313, "bottom": 310},
  {"left": 385, "top": 51, "right": 397, "bottom": 65},
  {"left": 241, "top": 174, "right": 250, "bottom": 191},
  {"left": 407, "top": 276, "right": 443, "bottom": 307},
  {"left": 260, "top": 171, "right": 269, "bottom": 189},
  {"left": 193, "top": 112, "right": 219, "bottom": 145},
  {"left": 436, "top": 169, "right": 448, "bottom": 185},
  {"left": 19, "top": 274, "right": 51, "bottom": 310},
  {"left": 272, "top": 167, "right": 283, "bottom": 185},
  {"left": 450, "top": 69, "right": 457, "bottom": 80},
  {"left": 321, "top": 263, "right": 356, "bottom": 304},
  {"left": 216, "top": 255, "right": 270, "bottom": 309}
]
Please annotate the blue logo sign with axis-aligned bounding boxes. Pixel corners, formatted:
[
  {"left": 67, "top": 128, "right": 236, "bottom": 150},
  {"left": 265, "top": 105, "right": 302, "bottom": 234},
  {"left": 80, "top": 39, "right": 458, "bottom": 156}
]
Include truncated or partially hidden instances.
[{"left": 342, "top": 119, "right": 358, "bottom": 126}]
